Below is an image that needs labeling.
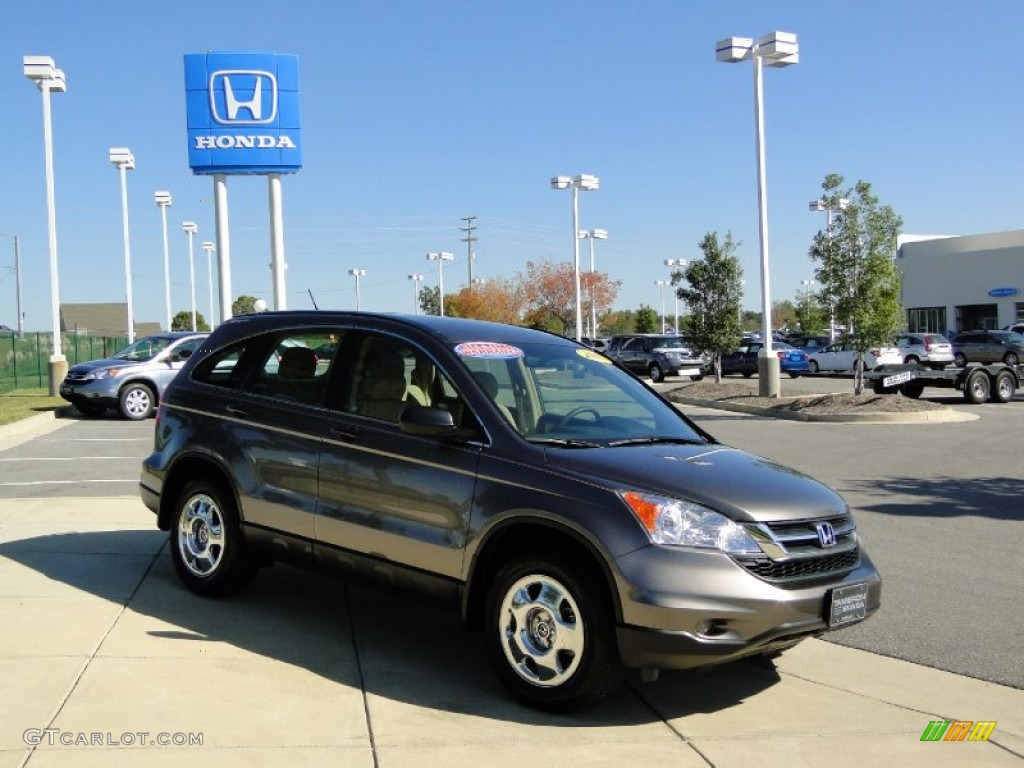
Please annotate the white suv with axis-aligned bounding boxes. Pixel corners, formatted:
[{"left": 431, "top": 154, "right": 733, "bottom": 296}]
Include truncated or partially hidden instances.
[{"left": 895, "top": 333, "right": 954, "bottom": 370}]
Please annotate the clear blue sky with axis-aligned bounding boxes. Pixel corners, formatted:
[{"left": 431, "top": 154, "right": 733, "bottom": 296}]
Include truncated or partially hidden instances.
[{"left": 3, "top": 1, "right": 1022, "bottom": 331}]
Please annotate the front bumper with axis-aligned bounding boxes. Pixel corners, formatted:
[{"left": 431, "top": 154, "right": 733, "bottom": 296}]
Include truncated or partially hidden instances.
[
  {"left": 611, "top": 543, "right": 881, "bottom": 670},
  {"left": 59, "top": 378, "right": 120, "bottom": 408}
]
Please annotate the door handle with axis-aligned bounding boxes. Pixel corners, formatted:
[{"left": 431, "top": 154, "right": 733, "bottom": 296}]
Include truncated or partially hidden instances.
[{"left": 328, "top": 425, "right": 360, "bottom": 442}]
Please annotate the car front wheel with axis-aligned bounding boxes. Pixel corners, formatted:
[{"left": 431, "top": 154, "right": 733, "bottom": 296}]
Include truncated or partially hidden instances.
[
  {"left": 484, "top": 554, "right": 623, "bottom": 712},
  {"left": 170, "top": 480, "right": 256, "bottom": 597},
  {"left": 1003, "top": 352, "right": 1019, "bottom": 367},
  {"left": 648, "top": 363, "right": 664, "bottom": 382},
  {"left": 119, "top": 382, "right": 155, "bottom": 420},
  {"left": 954, "top": 352, "right": 967, "bottom": 368}
]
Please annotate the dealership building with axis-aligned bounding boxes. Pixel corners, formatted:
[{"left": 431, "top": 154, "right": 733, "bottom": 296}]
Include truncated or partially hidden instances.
[{"left": 897, "top": 229, "right": 1024, "bottom": 335}]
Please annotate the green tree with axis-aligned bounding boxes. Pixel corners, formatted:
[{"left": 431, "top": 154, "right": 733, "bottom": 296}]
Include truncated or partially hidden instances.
[
  {"left": 809, "top": 174, "right": 903, "bottom": 393},
  {"left": 601, "top": 309, "right": 636, "bottom": 336},
  {"left": 675, "top": 232, "right": 743, "bottom": 382},
  {"left": 634, "top": 304, "right": 658, "bottom": 333},
  {"left": 171, "top": 311, "right": 209, "bottom": 332},
  {"left": 232, "top": 295, "right": 259, "bottom": 316},
  {"left": 418, "top": 285, "right": 440, "bottom": 316}
]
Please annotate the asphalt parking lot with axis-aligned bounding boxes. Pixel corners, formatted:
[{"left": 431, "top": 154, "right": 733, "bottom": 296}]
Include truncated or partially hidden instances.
[{"left": 0, "top": 403, "right": 1021, "bottom": 766}]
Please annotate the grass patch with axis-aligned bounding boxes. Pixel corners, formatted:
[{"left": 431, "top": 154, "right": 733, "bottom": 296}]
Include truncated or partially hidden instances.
[{"left": 0, "top": 389, "right": 68, "bottom": 427}]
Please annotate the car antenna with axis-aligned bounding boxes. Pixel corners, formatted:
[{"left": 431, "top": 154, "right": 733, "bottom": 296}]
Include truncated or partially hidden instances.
[{"left": 307, "top": 289, "right": 319, "bottom": 310}]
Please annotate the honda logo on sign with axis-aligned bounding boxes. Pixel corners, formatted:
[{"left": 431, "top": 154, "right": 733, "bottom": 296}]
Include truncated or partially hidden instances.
[
  {"left": 816, "top": 522, "right": 837, "bottom": 548},
  {"left": 209, "top": 70, "right": 277, "bottom": 125}
]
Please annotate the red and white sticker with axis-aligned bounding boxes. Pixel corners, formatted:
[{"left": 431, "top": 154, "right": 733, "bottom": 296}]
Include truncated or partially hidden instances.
[{"left": 455, "top": 342, "right": 525, "bottom": 359}]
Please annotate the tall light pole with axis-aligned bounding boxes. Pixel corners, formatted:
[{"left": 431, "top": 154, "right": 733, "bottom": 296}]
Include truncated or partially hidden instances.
[
  {"left": 23, "top": 56, "right": 67, "bottom": 394},
  {"left": 349, "top": 268, "right": 366, "bottom": 310},
  {"left": 182, "top": 221, "right": 198, "bottom": 331},
  {"left": 717, "top": 31, "right": 799, "bottom": 398},
  {"left": 408, "top": 273, "right": 424, "bottom": 314},
  {"left": 800, "top": 279, "right": 815, "bottom": 331},
  {"left": 426, "top": 252, "right": 454, "bottom": 316},
  {"left": 655, "top": 280, "right": 669, "bottom": 333},
  {"left": 551, "top": 174, "right": 599, "bottom": 341},
  {"left": 580, "top": 228, "right": 608, "bottom": 337},
  {"left": 810, "top": 197, "right": 849, "bottom": 341},
  {"left": 0, "top": 234, "right": 23, "bottom": 337},
  {"left": 664, "top": 258, "right": 687, "bottom": 334},
  {"left": 109, "top": 148, "right": 136, "bottom": 344},
  {"left": 154, "top": 191, "right": 173, "bottom": 331},
  {"left": 202, "top": 241, "right": 216, "bottom": 330}
]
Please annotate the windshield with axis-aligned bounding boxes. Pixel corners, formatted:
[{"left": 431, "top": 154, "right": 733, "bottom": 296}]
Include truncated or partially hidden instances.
[
  {"left": 113, "top": 336, "right": 176, "bottom": 362},
  {"left": 649, "top": 337, "right": 688, "bottom": 349},
  {"left": 455, "top": 340, "right": 708, "bottom": 446}
]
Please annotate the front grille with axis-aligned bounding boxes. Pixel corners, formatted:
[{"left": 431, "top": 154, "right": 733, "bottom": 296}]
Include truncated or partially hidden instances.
[
  {"left": 735, "top": 549, "right": 860, "bottom": 581},
  {"left": 734, "top": 515, "right": 860, "bottom": 583}
]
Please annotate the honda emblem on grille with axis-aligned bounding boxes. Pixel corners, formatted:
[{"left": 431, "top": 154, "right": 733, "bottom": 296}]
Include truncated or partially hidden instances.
[{"left": 816, "top": 522, "right": 837, "bottom": 548}]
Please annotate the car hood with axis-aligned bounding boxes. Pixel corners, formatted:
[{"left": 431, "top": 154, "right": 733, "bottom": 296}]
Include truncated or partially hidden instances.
[
  {"left": 68, "top": 358, "right": 145, "bottom": 374},
  {"left": 547, "top": 442, "right": 847, "bottom": 523}
]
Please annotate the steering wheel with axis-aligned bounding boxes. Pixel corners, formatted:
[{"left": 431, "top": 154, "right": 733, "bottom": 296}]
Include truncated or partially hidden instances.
[{"left": 557, "top": 406, "right": 601, "bottom": 426}]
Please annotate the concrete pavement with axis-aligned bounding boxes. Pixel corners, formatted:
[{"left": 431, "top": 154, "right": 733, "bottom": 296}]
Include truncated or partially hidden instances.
[{"left": 0, "top": 413, "right": 1021, "bottom": 766}]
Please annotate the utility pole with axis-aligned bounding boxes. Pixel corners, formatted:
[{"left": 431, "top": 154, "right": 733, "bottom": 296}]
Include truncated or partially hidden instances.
[{"left": 460, "top": 215, "right": 477, "bottom": 287}]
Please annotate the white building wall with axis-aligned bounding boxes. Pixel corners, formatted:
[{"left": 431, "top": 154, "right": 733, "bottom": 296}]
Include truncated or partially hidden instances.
[{"left": 897, "top": 230, "right": 1024, "bottom": 333}]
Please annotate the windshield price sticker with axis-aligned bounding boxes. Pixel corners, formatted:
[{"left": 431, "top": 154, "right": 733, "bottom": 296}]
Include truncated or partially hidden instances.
[
  {"left": 577, "top": 349, "right": 612, "bottom": 364},
  {"left": 455, "top": 342, "right": 525, "bottom": 359}
]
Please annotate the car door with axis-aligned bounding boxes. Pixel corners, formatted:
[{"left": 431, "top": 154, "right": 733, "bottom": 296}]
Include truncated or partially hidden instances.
[
  {"left": 617, "top": 337, "right": 645, "bottom": 373},
  {"left": 313, "top": 330, "right": 481, "bottom": 598}
]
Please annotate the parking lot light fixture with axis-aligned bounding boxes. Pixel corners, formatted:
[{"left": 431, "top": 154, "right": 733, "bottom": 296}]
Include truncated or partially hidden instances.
[
  {"left": 716, "top": 31, "right": 799, "bottom": 397},
  {"left": 154, "top": 191, "right": 173, "bottom": 331},
  {"left": 425, "top": 252, "right": 454, "bottom": 316},
  {"left": 551, "top": 174, "right": 600, "bottom": 341},
  {"left": 349, "top": 268, "right": 366, "bottom": 311},
  {"left": 655, "top": 279, "right": 670, "bottom": 333},
  {"left": 182, "top": 221, "right": 198, "bottom": 331},
  {"left": 407, "top": 273, "right": 424, "bottom": 314},
  {"left": 202, "top": 241, "right": 216, "bottom": 330},
  {"left": 109, "top": 148, "right": 137, "bottom": 344},
  {"left": 23, "top": 55, "right": 67, "bottom": 393},
  {"left": 580, "top": 228, "right": 608, "bottom": 337},
  {"left": 809, "top": 197, "right": 849, "bottom": 341},
  {"left": 665, "top": 258, "right": 687, "bottom": 334}
]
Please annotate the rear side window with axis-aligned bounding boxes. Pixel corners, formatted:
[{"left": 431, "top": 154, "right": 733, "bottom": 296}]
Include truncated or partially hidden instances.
[{"left": 247, "top": 331, "right": 339, "bottom": 406}]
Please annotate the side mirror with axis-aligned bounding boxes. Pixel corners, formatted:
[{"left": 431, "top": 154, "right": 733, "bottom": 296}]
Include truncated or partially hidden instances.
[
  {"left": 399, "top": 405, "right": 457, "bottom": 437},
  {"left": 177, "top": 348, "right": 193, "bottom": 360}
]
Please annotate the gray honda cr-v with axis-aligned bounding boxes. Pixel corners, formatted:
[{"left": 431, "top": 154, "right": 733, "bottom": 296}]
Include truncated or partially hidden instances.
[{"left": 140, "top": 312, "right": 880, "bottom": 712}]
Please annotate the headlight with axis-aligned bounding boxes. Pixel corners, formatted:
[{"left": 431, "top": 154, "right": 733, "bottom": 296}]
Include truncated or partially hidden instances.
[
  {"left": 619, "top": 491, "right": 761, "bottom": 554},
  {"left": 89, "top": 368, "right": 120, "bottom": 380}
]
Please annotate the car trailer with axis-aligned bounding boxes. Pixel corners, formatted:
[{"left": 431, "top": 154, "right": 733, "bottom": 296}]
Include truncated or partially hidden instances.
[{"left": 865, "top": 363, "right": 1021, "bottom": 404}]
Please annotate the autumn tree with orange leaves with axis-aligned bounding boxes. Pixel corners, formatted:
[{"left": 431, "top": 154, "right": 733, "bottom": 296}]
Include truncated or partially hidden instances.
[
  {"left": 517, "top": 260, "right": 621, "bottom": 336},
  {"left": 444, "top": 278, "right": 527, "bottom": 324}
]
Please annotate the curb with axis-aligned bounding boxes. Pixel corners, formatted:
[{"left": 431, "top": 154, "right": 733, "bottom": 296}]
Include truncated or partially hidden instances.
[
  {"left": 671, "top": 396, "right": 980, "bottom": 424},
  {"left": 0, "top": 408, "right": 75, "bottom": 451}
]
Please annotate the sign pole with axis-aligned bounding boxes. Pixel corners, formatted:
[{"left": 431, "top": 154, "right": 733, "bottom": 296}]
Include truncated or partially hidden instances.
[{"left": 268, "top": 173, "right": 287, "bottom": 310}]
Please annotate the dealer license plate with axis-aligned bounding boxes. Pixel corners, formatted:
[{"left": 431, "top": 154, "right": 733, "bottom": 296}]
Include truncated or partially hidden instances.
[{"left": 828, "top": 583, "right": 868, "bottom": 627}]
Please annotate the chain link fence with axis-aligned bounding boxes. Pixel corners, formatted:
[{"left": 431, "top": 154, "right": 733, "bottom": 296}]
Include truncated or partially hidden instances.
[{"left": 0, "top": 333, "right": 128, "bottom": 393}]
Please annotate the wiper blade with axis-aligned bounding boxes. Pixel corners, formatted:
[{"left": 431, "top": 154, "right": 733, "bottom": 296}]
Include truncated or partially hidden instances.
[
  {"left": 606, "top": 437, "right": 703, "bottom": 447},
  {"left": 526, "top": 437, "right": 601, "bottom": 448}
]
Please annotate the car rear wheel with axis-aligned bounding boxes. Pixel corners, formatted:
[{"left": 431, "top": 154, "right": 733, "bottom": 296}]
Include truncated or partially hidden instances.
[
  {"left": 964, "top": 370, "right": 991, "bottom": 404},
  {"left": 170, "top": 479, "right": 257, "bottom": 597},
  {"left": 648, "top": 363, "right": 664, "bottom": 383},
  {"left": 119, "top": 382, "right": 155, "bottom": 420},
  {"left": 954, "top": 352, "right": 967, "bottom": 368},
  {"left": 484, "top": 553, "right": 623, "bottom": 712},
  {"left": 808, "top": 360, "right": 819, "bottom": 374},
  {"left": 1003, "top": 352, "right": 1019, "bottom": 367},
  {"left": 904, "top": 355, "right": 919, "bottom": 365}
]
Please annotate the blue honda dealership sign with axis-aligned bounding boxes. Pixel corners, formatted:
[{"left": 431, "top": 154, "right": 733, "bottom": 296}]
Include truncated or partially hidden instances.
[{"left": 184, "top": 52, "right": 301, "bottom": 174}]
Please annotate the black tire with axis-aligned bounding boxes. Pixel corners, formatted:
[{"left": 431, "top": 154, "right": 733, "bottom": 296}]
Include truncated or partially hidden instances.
[
  {"left": 484, "top": 553, "right": 623, "bottom": 712},
  {"left": 904, "top": 355, "right": 920, "bottom": 366},
  {"left": 648, "top": 363, "right": 664, "bottom": 383},
  {"left": 1003, "top": 352, "right": 1019, "bottom": 367},
  {"left": 690, "top": 372, "right": 705, "bottom": 382},
  {"left": 74, "top": 401, "right": 107, "bottom": 417},
  {"left": 954, "top": 352, "right": 967, "bottom": 368},
  {"left": 901, "top": 382, "right": 925, "bottom": 399},
  {"left": 169, "top": 479, "right": 257, "bottom": 597},
  {"left": 808, "top": 360, "right": 819, "bottom": 374},
  {"left": 788, "top": 371, "right": 800, "bottom": 379},
  {"left": 992, "top": 370, "right": 1016, "bottom": 403},
  {"left": 964, "top": 370, "right": 991, "bottom": 404},
  {"left": 742, "top": 370, "right": 754, "bottom": 378},
  {"left": 119, "top": 382, "right": 156, "bottom": 420}
]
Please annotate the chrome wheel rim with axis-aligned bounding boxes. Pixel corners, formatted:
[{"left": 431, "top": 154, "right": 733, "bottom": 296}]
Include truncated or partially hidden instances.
[
  {"left": 178, "top": 493, "right": 225, "bottom": 578},
  {"left": 498, "top": 574, "right": 584, "bottom": 688},
  {"left": 997, "top": 375, "right": 1014, "bottom": 399},
  {"left": 124, "top": 387, "right": 151, "bottom": 417}
]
